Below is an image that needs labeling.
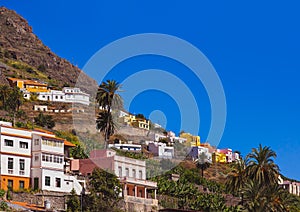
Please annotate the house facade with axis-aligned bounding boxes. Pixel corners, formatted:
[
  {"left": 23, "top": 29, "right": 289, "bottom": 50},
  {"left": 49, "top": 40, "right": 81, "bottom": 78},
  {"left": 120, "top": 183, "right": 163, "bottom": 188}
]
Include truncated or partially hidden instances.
[
  {"left": 147, "top": 141, "right": 174, "bottom": 159},
  {"left": 122, "top": 114, "right": 150, "bottom": 130},
  {"left": 153, "top": 132, "right": 187, "bottom": 144},
  {"left": 8, "top": 78, "right": 48, "bottom": 93},
  {"left": 213, "top": 151, "right": 227, "bottom": 163},
  {"left": 278, "top": 176, "right": 300, "bottom": 196},
  {"left": 72, "top": 149, "right": 158, "bottom": 211},
  {"left": 8, "top": 78, "right": 90, "bottom": 105},
  {"left": 179, "top": 132, "right": 199, "bottom": 146},
  {"left": 108, "top": 143, "right": 142, "bottom": 152},
  {"left": 189, "top": 146, "right": 212, "bottom": 163},
  {"left": 0, "top": 122, "right": 31, "bottom": 190},
  {"left": 0, "top": 121, "right": 83, "bottom": 194},
  {"left": 31, "top": 131, "right": 83, "bottom": 194},
  {"left": 26, "top": 88, "right": 90, "bottom": 105},
  {"left": 218, "top": 149, "right": 233, "bottom": 163}
]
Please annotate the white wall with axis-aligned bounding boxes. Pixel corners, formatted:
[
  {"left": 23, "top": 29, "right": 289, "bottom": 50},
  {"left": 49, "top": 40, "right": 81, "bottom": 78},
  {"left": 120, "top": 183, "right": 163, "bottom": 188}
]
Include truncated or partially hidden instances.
[
  {"left": 1, "top": 155, "right": 31, "bottom": 177},
  {"left": 0, "top": 135, "right": 31, "bottom": 156},
  {"left": 113, "top": 156, "right": 146, "bottom": 180},
  {"left": 31, "top": 169, "right": 83, "bottom": 194}
]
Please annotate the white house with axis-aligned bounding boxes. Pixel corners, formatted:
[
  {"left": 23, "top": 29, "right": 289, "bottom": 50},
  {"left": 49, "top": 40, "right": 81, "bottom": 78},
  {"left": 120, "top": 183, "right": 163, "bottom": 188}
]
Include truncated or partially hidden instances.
[
  {"left": 153, "top": 133, "right": 187, "bottom": 144},
  {"left": 24, "top": 87, "right": 90, "bottom": 105},
  {"left": 31, "top": 130, "right": 83, "bottom": 194},
  {"left": 108, "top": 143, "right": 142, "bottom": 152},
  {"left": 233, "top": 151, "right": 240, "bottom": 161},
  {"left": 33, "top": 105, "right": 48, "bottom": 112},
  {"left": 147, "top": 141, "right": 174, "bottom": 159},
  {"left": 0, "top": 122, "right": 32, "bottom": 190},
  {"left": 189, "top": 146, "right": 212, "bottom": 163}
]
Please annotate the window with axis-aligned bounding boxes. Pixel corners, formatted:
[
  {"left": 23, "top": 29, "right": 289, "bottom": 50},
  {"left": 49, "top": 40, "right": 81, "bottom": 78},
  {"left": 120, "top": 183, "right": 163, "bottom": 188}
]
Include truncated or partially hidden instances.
[
  {"left": 34, "top": 139, "right": 39, "bottom": 146},
  {"left": 34, "top": 154, "right": 39, "bottom": 161},
  {"left": 139, "top": 170, "right": 143, "bottom": 179},
  {"left": 45, "top": 176, "right": 50, "bottom": 186},
  {"left": 19, "top": 180, "right": 25, "bottom": 189},
  {"left": 4, "top": 139, "right": 13, "bottom": 147},
  {"left": 60, "top": 96, "right": 63, "bottom": 99},
  {"left": 19, "top": 159, "right": 25, "bottom": 170},
  {"left": 55, "top": 96, "right": 58, "bottom": 99},
  {"left": 20, "top": 141, "right": 28, "bottom": 149},
  {"left": 125, "top": 168, "right": 129, "bottom": 177},
  {"left": 8, "top": 158, "right": 13, "bottom": 170},
  {"left": 55, "top": 178, "right": 61, "bottom": 187},
  {"left": 132, "top": 169, "right": 136, "bottom": 178},
  {"left": 8, "top": 180, "right": 13, "bottom": 190},
  {"left": 118, "top": 166, "right": 122, "bottom": 177}
]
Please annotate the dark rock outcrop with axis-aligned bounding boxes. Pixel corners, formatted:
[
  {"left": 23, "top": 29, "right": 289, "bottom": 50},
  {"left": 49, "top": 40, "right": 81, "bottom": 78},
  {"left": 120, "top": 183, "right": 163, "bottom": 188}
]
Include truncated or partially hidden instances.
[{"left": 0, "top": 6, "right": 97, "bottom": 93}]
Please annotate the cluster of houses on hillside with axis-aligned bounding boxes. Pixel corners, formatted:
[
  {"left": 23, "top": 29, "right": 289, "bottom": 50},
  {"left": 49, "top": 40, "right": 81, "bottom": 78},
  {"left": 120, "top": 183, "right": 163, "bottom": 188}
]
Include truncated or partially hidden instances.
[
  {"left": 8, "top": 78, "right": 90, "bottom": 105},
  {"left": 0, "top": 120, "right": 158, "bottom": 211},
  {"left": 0, "top": 121, "right": 84, "bottom": 194},
  {"left": 110, "top": 125, "right": 241, "bottom": 164},
  {"left": 0, "top": 119, "right": 299, "bottom": 211}
]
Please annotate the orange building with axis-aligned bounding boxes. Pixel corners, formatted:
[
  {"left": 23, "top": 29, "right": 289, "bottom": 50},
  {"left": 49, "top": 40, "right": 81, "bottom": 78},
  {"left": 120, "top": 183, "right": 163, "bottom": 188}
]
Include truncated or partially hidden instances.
[{"left": 8, "top": 78, "right": 49, "bottom": 93}]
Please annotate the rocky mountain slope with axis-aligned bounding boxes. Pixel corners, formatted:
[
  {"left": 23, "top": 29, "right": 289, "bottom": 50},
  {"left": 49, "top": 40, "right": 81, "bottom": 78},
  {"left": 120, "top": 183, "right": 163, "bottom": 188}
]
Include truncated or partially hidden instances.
[{"left": 0, "top": 6, "right": 97, "bottom": 93}]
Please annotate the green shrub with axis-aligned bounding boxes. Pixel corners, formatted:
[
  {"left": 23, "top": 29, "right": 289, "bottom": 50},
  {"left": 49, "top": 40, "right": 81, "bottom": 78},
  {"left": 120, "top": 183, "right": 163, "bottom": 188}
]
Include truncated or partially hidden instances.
[
  {"left": 0, "top": 189, "right": 5, "bottom": 198},
  {"left": 0, "top": 201, "right": 8, "bottom": 211}
]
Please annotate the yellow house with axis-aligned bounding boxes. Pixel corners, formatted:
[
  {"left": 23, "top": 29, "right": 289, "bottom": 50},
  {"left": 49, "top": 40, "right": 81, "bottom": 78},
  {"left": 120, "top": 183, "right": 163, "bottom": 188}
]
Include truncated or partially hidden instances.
[
  {"left": 123, "top": 114, "right": 150, "bottom": 130},
  {"left": 212, "top": 151, "right": 227, "bottom": 163},
  {"left": 8, "top": 78, "right": 49, "bottom": 93},
  {"left": 136, "top": 118, "right": 150, "bottom": 130},
  {"left": 180, "top": 133, "right": 200, "bottom": 146}
]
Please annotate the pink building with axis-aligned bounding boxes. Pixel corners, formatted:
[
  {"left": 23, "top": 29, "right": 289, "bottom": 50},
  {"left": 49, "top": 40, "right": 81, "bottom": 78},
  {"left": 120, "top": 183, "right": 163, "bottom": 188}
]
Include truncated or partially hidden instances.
[
  {"left": 279, "top": 179, "right": 300, "bottom": 196},
  {"left": 71, "top": 149, "right": 158, "bottom": 211},
  {"left": 218, "top": 148, "right": 233, "bottom": 163}
]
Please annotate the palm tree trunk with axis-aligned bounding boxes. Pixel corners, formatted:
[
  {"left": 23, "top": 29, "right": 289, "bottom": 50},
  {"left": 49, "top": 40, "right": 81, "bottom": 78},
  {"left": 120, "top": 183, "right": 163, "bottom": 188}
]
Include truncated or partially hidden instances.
[{"left": 105, "top": 105, "right": 111, "bottom": 149}]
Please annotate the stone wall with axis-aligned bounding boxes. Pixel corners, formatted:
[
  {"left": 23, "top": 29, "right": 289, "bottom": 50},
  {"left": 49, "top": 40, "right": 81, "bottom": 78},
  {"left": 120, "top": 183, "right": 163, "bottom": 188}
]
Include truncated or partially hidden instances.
[{"left": 11, "top": 191, "right": 69, "bottom": 211}]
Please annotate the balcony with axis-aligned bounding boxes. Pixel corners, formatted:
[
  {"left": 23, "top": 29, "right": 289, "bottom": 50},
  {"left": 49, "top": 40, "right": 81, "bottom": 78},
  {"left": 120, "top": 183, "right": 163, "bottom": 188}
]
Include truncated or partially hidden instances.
[{"left": 119, "top": 177, "right": 157, "bottom": 188}]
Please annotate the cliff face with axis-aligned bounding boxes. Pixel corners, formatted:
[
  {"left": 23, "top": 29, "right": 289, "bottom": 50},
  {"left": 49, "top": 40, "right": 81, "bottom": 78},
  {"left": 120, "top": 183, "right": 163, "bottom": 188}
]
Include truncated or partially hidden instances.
[{"left": 0, "top": 6, "right": 97, "bottom": 93}]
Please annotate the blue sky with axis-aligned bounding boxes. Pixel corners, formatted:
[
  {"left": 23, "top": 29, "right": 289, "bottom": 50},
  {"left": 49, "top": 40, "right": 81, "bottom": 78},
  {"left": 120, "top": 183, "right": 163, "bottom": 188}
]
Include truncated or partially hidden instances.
[{"left": 2, "top": 1, "right": 300, "bottom": 180}]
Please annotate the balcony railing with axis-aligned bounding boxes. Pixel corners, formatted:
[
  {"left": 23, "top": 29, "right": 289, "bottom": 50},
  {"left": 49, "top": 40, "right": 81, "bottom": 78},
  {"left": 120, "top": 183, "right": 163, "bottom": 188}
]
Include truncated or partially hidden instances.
[{"left": 119, "top": 177, "right": 157, "bottom": 188}]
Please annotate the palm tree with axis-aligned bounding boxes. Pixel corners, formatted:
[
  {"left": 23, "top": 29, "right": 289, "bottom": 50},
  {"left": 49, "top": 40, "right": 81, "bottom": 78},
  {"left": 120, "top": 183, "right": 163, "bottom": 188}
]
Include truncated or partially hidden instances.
[
  {"left": 96, "top": 80, "right": 123, "bottom": 148},
  {"left": 195, "top": 152, "right": 211, "bottom": 178},
  {"left": 242, "top": 179, "right": 268, "bottom": 212},
  {"left": 96, "top": 80, "right": 123, "bottom": 112},
  {"left": 246, "top": 144, "right": 279, "bottom": 186},
  {"left": 242, "top": 180, "right": 295, "bottom": 212},
  {"left": 0, "top": 85, "right": 11, "bottom": 110},
  {"left": 96, "top": 111, "right": 116, "bottom": 148},
  {"left": 225, "top": 157, "right": 248, "bottom": 195}
]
